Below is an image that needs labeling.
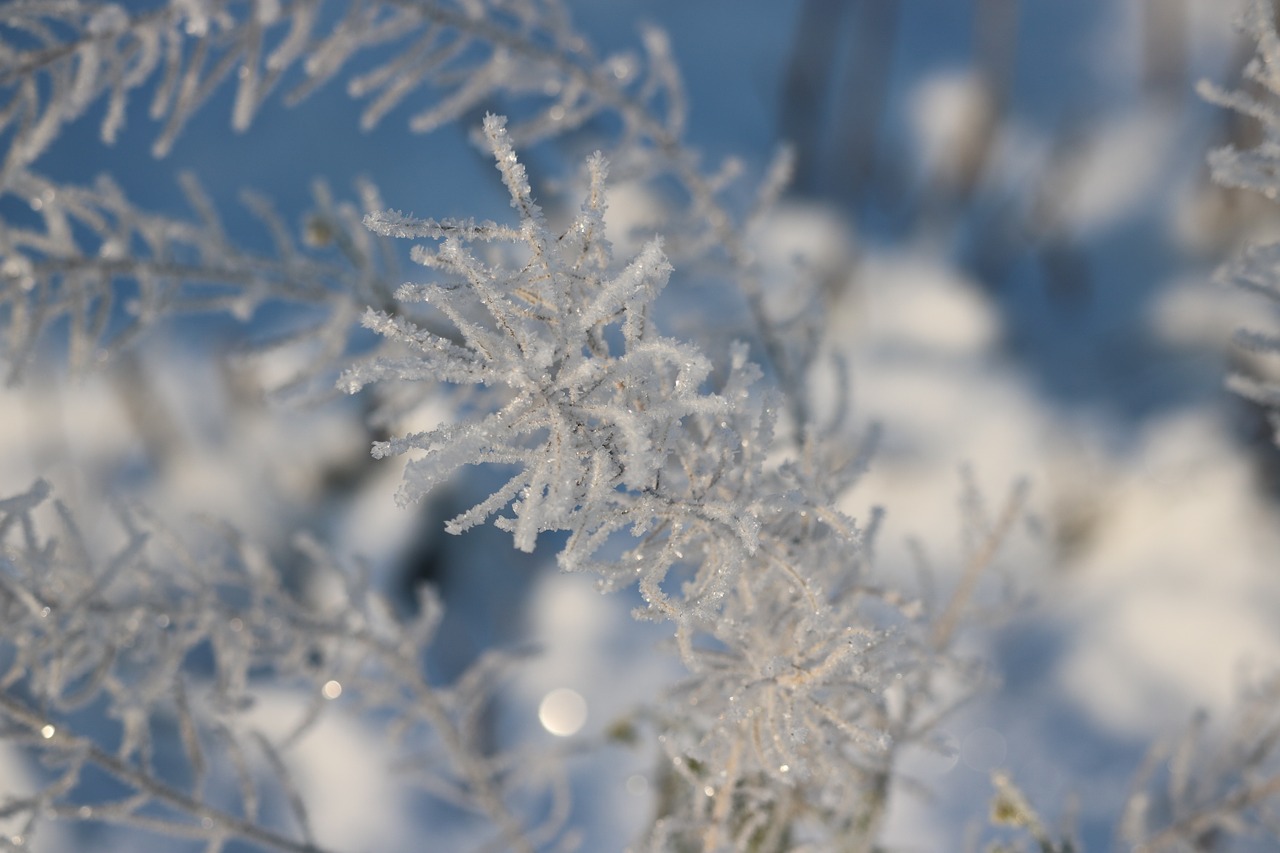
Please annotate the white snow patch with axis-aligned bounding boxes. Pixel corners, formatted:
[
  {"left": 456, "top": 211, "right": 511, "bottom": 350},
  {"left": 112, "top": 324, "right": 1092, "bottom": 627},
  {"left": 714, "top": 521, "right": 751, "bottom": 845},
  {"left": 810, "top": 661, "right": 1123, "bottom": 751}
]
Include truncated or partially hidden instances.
[
  {"left": 846, "top": 252, "right": 1001, "bottom": 357},
  {"left": 752, "top": 201, "right": 855, "bottom": 312},
  {"left": 1148, "top": 274, "right": 1256, "bottom": 350},
  {"left": 835, "top": 249, "right": 1042, "bottom": 591},
  {"left": 908, "top": 69, "right": 998, "bottom": 190},
  {"left": 242, "top": 687, "right": 415, "bottom": 850},
  {"left": 1058, "top": 110, "right": 1176, "bottom": 235},
  {"left": 514, "top": 570, "right": 679, "bottom": 845},
  {"left": 1057, "top": 411, "right": 1280, "bottom": 735},
  {"left": 601, "top": 180, "right": 668, "bottom": 256}
]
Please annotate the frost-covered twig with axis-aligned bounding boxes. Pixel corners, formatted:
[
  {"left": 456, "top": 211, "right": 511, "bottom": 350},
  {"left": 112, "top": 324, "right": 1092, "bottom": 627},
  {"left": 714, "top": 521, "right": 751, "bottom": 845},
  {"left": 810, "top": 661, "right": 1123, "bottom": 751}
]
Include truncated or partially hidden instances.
[
  {"left": 1202, "top": 0, "right": 1280, "bottom": 434},
  {"left": 1120, "top": 674, "right": 1280, "bottom": 851},
  {"left": 348, "top": 114, "right": 1027, "bottom": 850},
  {"left": 1190, "top": 8, "right": 1280, "bottom": 842},
  {"left": 0, "top": 479, "right": 554, "bottom": 852},
  {"left": 0, "top": 0, "right": 614, "bottom": 165},
  {"left": 1, "top": 0, "right": 820, "bottom": 423},
  {"left": 0, "top": 166, "right": 399, "bottom": 389}
]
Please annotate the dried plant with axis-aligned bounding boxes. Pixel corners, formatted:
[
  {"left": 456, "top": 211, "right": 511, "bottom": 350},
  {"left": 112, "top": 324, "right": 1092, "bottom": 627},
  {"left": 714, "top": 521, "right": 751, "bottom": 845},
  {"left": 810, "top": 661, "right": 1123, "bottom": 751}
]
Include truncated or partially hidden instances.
[{"left": 26, "top": 1, "right": 1280, "bottom": 851}]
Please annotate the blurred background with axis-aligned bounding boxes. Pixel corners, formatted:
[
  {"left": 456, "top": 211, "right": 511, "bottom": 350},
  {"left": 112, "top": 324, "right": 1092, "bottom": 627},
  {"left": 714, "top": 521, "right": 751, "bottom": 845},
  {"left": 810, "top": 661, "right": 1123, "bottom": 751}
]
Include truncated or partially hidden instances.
[{"left": 5, "top": 0, "right": 1280, "bottom": 849}]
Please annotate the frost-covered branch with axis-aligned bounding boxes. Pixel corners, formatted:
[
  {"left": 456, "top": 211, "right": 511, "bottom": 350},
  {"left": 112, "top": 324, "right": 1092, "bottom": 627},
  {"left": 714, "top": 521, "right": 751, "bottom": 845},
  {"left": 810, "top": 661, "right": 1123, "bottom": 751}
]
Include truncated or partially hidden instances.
[
  {"left": 0, "top": 0, "right": 615, "bottom": 165},
  {"left": 1119, "top": 674, "right": 1280, "bottom": 851},
  {"left": 0, "top": 479, "right": 555, "bottom": 852},
  {"left": 0, "top": 167, "right": 402, "bottom": 389},
  {"left": 2, "top": 0, "right": 821, "bottom": 422},
  {"left": 1202, "top": 0, "right": 1280, "bottom": 437},
  {"left": 347, "top": 115, "right": 1018, "bottom": 849}
]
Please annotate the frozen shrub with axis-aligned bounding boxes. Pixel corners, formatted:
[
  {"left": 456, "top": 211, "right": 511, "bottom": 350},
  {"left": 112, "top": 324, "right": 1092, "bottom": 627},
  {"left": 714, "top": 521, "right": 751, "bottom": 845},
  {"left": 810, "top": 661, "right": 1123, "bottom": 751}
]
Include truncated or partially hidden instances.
[
  {"left": 0, "top": 2, "right": 1034, "bottom": 849},
  {"left": 22, "top": 1, "right": 1280, "bottom": 851},
  {"left": 1203, "top": 0, "right": 1280, "bottom": 435}
]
